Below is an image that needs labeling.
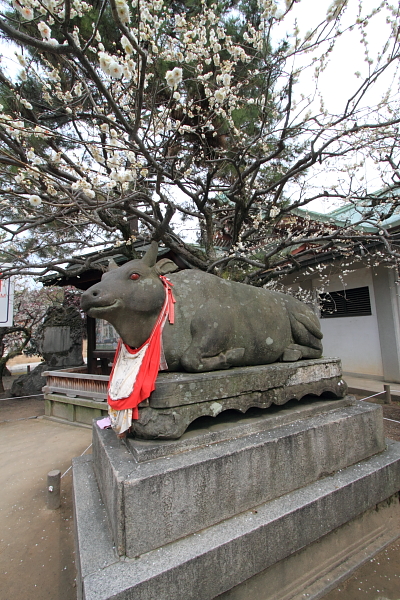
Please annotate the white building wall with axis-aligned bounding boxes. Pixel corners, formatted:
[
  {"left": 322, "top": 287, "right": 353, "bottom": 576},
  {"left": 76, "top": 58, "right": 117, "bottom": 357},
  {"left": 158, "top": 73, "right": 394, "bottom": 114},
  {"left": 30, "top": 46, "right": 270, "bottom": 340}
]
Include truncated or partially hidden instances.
[{"left": 312, "top": 268, "right": 384, "bottom": 378}]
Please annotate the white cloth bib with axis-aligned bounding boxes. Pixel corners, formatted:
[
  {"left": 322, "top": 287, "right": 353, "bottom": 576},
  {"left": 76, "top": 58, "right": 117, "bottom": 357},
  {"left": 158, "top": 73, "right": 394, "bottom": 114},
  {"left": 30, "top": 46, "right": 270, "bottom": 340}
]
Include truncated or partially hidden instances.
[{"left": 108, "top": 342, "right": 149, "bottom": 401}]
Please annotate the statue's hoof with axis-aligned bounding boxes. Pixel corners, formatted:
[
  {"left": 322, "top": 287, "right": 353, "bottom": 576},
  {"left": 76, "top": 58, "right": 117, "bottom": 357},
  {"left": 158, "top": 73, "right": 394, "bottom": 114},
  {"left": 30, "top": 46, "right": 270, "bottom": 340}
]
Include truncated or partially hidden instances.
[
  {"left": 282, "top": 348, "right": 302, "bottom": 361},
  {"left": 225, "top": 348, "right": 245, "bottom": 365}
]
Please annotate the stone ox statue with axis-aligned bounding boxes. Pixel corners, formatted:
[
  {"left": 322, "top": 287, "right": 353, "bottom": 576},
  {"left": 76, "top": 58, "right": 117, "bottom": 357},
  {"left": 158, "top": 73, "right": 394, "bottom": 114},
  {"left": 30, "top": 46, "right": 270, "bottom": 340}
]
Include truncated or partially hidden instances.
[{"left": 81, "top": 242, "right": 323, "bottom": 371}]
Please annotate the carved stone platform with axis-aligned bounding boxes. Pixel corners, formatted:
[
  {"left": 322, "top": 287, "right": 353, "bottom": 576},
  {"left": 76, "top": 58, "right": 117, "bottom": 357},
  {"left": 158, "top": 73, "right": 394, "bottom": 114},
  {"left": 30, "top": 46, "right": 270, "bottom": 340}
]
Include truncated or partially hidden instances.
[{"left": 132, "top": 357, "right": 347, "bottom": 438}]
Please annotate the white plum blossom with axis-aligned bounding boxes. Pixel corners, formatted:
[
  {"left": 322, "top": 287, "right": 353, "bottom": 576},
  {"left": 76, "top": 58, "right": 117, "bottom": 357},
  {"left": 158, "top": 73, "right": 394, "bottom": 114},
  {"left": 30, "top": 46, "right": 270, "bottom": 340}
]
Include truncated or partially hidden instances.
[
  {"left": 215, "top": 89, "right": 226, "bottom": 104},
  {"left": 107, "top": 154, "right": 121, "bottom": 168},
  {"left": 113, "top": 168, "right": 134, "bottom": 183},
  {"left": 141, "top": 7, "right": 152, "bottom": 22},
  {"left": 270, "top": 206, "right": 280, "bottom": 218},
  {"left": 105, "top": 180, "right": 117, "bottom": 191},
  {"left": 72, "top": 27, "right": 81, "bottom": 47},
  {"left": 48, "top": 68, "right": 60, "bottom": 82},
  {"left": 38, "top": 21, "right": 51, "bottom": 40},
  {"left": 20, "top": 99, "right": 32, "bottom": 109},
  {"left": 15, "top": 173, "right": 26, "bottom": 184},
  {"left": 43, "top": 0, "right": 58, "bottom": 11},
  {"left": 175, "top": 15, "right": 186, "bottom": 30},
  {"left": 72, "top": 179, "right": 93, "bottom": 194},
  {"left": 122, "top": 64, "right": 133, "bottom": 80},
  {"left": 17, "top": 5, "right": 34, "bottom": 20},
  {"left": 99, "top": 52, "right": 112, "bottom": 74},
  {"left": 99, "top": 52, "right": 123, "bottom": 77},
  {"left": 120, "top": 35, "right": 134, "bottom": 55},
  {"left": 115, "top": 0, "right": 130, "bottom": 24},
  {"left": 29, "top": 195, "right": 42, "bottom": 208},
  {"left": 15, "top": 53, "right": 27, "bottom": 67},
  {"left": 165, "top": 67, "right": 182, "bottom": 90},
  {"left": 109, "top": 61, "right": 123, "bottom": 79}
]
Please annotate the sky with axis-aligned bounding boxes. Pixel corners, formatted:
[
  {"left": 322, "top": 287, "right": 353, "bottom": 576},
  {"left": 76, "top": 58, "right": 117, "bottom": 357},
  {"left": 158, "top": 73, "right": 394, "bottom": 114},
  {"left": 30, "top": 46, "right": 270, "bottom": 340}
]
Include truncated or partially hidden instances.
[
  {"left": 272, "top": 0, "right": 399, "bottom": 212},
  {"left": 276, "top": 0, "right": 396, "bottom": 112}
]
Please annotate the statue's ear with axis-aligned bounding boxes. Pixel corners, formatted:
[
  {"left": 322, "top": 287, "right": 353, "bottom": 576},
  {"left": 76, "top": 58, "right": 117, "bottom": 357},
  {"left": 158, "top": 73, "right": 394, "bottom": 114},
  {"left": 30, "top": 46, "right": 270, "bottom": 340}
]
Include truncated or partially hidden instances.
[
  {"left": 155, "top": 258, "right": 179, "bottom": 275},
  {"left": 142, "top": 240, "right": 159, "bottom": 267},
  {"left": 107, "top": 258, "right": 119, "bottom": 271}
]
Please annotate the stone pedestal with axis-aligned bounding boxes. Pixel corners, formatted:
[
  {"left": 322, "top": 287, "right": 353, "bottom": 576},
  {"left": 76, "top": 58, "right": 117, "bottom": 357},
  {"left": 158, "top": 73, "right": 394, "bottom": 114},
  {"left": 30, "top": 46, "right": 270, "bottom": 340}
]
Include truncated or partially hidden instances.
[
  {"left": 132, "top": 357, "right": 347, "bottom": 439},
  {"left": 73, "top": 368, "right": 400, "bottom": 600}
]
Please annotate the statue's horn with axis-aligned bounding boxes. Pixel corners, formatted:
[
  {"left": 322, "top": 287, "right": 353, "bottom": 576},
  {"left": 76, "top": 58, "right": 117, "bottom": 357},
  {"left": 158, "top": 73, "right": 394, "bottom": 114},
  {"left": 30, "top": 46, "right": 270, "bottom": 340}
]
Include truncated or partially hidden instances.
[
  {"left": 107, "top": 258, "right": 119, "bottom": 271},
  {"left": 142, "top": 240, "right": 159, "bottom": 267}
]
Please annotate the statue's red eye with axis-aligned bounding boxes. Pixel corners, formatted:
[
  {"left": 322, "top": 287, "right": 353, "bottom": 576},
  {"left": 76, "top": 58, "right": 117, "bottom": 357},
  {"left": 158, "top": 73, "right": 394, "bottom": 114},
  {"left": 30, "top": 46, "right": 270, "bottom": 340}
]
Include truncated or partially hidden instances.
[{"left": 130, "top": 273, "right": 140, "bottom": 280}]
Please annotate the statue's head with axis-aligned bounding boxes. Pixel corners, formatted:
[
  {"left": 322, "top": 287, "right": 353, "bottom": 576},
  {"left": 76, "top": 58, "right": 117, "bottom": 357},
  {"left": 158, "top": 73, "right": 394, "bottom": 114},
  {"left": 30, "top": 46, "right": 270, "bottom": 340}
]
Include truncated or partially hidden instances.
[{"left": 81, "top": 241, "right": 178, "bottom": 346}]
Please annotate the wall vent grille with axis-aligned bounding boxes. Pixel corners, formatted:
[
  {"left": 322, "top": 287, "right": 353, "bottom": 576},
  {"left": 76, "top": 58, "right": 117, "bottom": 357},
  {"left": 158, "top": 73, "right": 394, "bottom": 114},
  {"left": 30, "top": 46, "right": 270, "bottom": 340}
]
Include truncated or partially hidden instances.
[{"left": 319, "top": 286, "right": 372, "bottom": 318}]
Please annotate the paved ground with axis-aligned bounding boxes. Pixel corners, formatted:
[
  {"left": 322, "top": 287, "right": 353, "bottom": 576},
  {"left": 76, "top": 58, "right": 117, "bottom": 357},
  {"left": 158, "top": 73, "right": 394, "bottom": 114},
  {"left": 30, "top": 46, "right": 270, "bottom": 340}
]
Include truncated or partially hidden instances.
[{"left": 0, "top": 373, "right": 400, "bottom": 600}]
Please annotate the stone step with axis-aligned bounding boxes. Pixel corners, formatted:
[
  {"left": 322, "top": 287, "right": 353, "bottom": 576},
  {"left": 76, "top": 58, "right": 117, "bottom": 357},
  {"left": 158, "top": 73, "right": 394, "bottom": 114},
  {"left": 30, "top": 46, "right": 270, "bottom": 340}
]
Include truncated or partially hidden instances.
[{"left": 73, "top": 440, "right": 400, "bottom": 600}]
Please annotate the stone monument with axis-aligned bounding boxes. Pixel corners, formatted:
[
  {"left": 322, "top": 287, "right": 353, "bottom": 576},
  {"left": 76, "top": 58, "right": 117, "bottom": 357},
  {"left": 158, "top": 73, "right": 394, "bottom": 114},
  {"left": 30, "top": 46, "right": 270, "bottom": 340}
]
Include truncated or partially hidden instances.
[
  {"left": 73, "top": 242, "right": 400, "bottom": 600},
  {"left": 11, "top": 304, "right": 84, "bottom": 397}
]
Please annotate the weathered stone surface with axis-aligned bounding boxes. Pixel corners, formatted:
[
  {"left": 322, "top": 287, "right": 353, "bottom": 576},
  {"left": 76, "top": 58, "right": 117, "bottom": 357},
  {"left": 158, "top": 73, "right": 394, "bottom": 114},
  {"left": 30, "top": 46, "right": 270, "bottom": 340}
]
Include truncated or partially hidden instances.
[
  {"left": 127, "top": 397, "right": 355, "bottom": 463},
  {"left": 93, "top": 398, "right": 384, "bottom": 558},
  {"left": 74, "top": 441, "right": 400, "bottom": 600},
  {"left": 37, "top": 305, "right": 84, "bottom": 368},
  {"left": 11, "top": 362, "right": 49, "bottom": 397},
  {"left": 130, "top": 357, "right": 347, "bottom": 439},
  {"left": 72, "top": 455, "right": 118, "bottom": 590},
  {"left": 42, "top": 326, "right": 71, "bottom": 353},
  {"left": 149, "top": 358, "right": 344, "bottom": 408},
  {"left": 216, "top": 494, "right": 400, "bottom": 600},
  {"left": 81, "top": 241, "right": 323, "bottom": 373},
  {"left": 12, "top": 306, "right": 84, "bottom": 397}
]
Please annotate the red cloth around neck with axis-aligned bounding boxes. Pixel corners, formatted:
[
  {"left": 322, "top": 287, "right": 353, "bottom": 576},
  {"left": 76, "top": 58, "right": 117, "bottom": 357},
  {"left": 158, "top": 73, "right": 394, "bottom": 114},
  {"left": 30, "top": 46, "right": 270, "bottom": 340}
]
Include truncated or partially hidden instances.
[{"left": 107, "top": 276, "right": 175, "bottom": 419}]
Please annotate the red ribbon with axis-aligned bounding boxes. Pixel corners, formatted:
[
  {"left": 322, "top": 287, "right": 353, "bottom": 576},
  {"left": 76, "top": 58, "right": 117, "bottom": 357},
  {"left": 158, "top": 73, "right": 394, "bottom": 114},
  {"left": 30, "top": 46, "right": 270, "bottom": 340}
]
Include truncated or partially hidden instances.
[{"left": 159, "top": 275, "right": 176, "bottom": 324}]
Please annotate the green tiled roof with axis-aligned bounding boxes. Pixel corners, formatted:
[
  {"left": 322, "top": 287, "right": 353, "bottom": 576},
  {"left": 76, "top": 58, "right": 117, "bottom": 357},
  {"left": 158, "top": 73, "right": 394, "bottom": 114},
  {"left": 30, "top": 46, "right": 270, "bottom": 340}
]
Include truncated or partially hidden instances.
[{"left": 292, "top": 186, "right": 400, "bottom": 232}]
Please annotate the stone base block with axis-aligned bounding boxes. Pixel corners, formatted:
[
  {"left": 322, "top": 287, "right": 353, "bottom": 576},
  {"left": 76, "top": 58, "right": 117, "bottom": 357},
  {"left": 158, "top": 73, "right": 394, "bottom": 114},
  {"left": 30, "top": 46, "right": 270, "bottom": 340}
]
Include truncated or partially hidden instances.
[
  {"left": 93, "top": 397, "right": 385, "bottom": 558},
  {"left": 73, "top": 442, "right": 400, "bottom": 600}
]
